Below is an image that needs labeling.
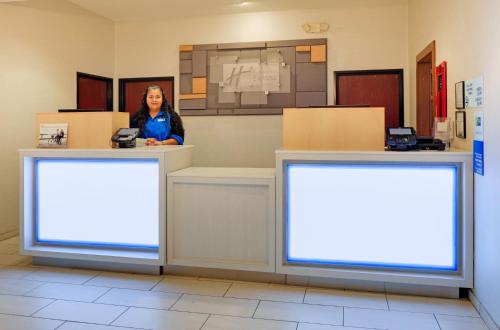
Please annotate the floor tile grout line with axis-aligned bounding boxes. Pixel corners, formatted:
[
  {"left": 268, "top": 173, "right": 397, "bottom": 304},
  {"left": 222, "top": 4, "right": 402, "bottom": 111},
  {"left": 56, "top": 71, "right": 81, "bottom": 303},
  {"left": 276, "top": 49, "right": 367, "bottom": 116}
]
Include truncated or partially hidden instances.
[
  {"left": 0, "top": 281, "right": 47, "bottom": 297},
  {"left": 152, "top": 289, "right": 234, "bottom": 299},
  {"left": 18, "top": 288, "right": 44, "bottom": 298},
  {"left": 0, "top": 290, "right": 397, "bottom": 311},
  {"left": 29, "top": 298, "right": 57, "bottom": 317},
  {"left": 343, "top": 305, "right": 478, "bottom": 318},
  {"left": 251, "top": 300, "right": 261, "bottom": 318},
  {"left": 386, "top": 308, "right": 479, "bottom": 318},
  {"left": 168, "top": 293, "right": 185, "bottom": 311},
  {"left": 11, "top": 293, "right": 271, "bottom": 312},
  {"left": 80, "top": 271, "right": 103, "bottom": 285},
  {"left": 91, "top": 286, "right": 113, "bottom": 303},
  {"left": 0, "top": 311, "right": 150, "bottom": 330},
  {"left": 0, "top": 304, "right": 447, "bottom": 330},
  {"left": 54, "top": 318, "right": 149, "bottom": 330},
  {"left": 7, "top": 285, "right": 478, "bottom": 317},
  {"left": 54, "top": 320, "right": 66, "bottom": 330},
  {"left": 299, "top": 321, "right": 379, "bottom": 330},
  {"left": 14, "top": 278, "right": 102, "bottom": 286},
  {"left": 222, "top": 282, "right": 233, "bottom": 297},
  {"left": 434, "top": 312, "right": 482, "bottom": 318},
  {"left": 385, "top": 291, "right": 390, "bottom": 310},
  {"left": 109, "top": 305, "right": 130, "bottom": 326},
  {"left": 302, "top": 287, "right": 307, "bottom": 303},
  {"left": 0, "top": 311, "right": 75, "bottom": 322},
  {"left": 149, "top": 277, "right": 165, "bottom": 291},
  {"left": 252, "top": 315, "right": 342, "bottom": 327},
  {"left": 18, "top": 294, "right": 126, "bottom": 306},
  {"left": 0, "top": 309, "right": 397, "bottom": 330},
  {"left": 198, "top": 313, "right": 211, "bottom": 330},
  {"left": 433, "top": 313, "right": 443, "bottom": 329}
]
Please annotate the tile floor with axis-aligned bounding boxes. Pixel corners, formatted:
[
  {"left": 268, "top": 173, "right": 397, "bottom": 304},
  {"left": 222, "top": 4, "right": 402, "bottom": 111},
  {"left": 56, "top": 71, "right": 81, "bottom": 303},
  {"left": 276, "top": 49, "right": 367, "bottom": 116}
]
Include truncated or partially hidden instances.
[{"left": 0, "top": 236, "right": 490, "bottom": 330}]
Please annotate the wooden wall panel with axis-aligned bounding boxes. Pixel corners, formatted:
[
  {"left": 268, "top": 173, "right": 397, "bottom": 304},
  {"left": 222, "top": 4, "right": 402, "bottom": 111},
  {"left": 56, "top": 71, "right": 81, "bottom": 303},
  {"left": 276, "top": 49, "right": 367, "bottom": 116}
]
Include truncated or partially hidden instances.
[
  {"left": 36, "top": 112, "right": 129, "bottom": 149},
  {"left": 283, "top": 107, "right": 385, "bottom": 151}
]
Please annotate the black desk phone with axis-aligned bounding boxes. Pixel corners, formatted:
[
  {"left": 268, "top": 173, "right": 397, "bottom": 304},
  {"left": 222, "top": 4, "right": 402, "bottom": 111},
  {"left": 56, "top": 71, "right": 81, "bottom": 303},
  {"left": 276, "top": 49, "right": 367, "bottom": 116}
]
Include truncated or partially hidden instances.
[
  {"left": 386, "top": 127, "right": 418, "bottom": 151},
  {"left": 111, "top": 128, "right": 140, "bottom": 148}
]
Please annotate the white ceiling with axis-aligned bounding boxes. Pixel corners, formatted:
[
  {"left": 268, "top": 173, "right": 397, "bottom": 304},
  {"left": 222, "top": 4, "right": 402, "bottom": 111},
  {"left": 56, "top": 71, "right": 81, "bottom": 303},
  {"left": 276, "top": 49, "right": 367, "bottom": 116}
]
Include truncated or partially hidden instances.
[{"left": 66, "top": 0, "right": 407, "bottom": 22}]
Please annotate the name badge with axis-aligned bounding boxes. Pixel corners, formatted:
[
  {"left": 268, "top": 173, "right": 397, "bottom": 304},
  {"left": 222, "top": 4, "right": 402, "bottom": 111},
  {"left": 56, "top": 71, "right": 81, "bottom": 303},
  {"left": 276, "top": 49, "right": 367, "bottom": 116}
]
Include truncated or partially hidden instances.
[{"left": 158, "top": 118, "right": 166, "bottom": 122}]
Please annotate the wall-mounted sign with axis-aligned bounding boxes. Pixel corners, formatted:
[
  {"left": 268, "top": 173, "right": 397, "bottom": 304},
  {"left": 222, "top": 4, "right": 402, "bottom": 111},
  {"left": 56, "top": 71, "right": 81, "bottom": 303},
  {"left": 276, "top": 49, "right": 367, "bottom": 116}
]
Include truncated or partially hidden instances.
[
  {"left": 455, "top": 81, "right": 465, "bottom": 109},
  {"left": 465, "top": 76, "right": 484, "bottom": 108},
  {"left": 473, "top": 111, "right": 484, "bottom": 176}
]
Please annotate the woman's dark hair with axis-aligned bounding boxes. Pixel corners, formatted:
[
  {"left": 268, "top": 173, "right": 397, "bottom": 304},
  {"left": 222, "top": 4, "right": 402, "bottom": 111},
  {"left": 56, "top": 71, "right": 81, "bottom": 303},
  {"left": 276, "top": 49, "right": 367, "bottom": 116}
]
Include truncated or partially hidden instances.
[
  {"left": 130, "top": 85, "right": 185, "bottom": 142},
  {"left": 140, "top": 85, "right": 172, "bottom": 114}
]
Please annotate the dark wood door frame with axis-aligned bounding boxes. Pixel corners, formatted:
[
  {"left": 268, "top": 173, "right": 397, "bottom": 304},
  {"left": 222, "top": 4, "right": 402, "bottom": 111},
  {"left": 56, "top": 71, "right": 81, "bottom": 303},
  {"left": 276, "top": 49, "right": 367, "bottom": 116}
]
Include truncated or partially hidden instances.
[
  {"left": 416, "top": 41, "right": 436, "bottom": 136},
  {"left": 118, "top": 76, "right": 175, "bottom": 112},
  {"left": 76, "top": 72, "right": 113, "bottom": 111},
  {"left": 335, "top": 69, "right": 404, "bottom": 127}
]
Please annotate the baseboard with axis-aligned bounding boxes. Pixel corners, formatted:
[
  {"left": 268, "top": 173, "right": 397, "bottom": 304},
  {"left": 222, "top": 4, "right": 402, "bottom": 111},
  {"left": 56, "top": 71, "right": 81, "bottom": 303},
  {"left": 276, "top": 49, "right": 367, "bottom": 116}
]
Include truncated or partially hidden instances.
[
  {"left": 469, "top": 289, "right": 500, "bottom": 330},
  {"left": 164, "top": 264, "right": 286, "bottom": 283},
  {"left": 33, "top": 257, "right": 161, "bottom": 275},
  {"left": 0, "top": 229, "right": 18, "bottom": 241}
]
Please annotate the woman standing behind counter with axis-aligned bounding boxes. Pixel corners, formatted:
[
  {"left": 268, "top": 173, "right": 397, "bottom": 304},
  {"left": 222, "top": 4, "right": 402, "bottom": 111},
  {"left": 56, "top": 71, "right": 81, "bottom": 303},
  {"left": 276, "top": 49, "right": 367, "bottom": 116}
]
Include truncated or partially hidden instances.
[{"left": 130, "top": 85, "right": 185, "bottom": 146}]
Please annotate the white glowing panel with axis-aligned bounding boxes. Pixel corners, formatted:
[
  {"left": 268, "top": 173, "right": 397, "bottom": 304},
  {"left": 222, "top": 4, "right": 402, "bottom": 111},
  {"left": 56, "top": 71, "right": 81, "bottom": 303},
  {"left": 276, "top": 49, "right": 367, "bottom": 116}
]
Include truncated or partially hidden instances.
[
  {"left": 36, "top": 159, "right": 159, "bottom": 248},
  {"left": 287, "top": 164, "right": 457, "bottom": 270}
]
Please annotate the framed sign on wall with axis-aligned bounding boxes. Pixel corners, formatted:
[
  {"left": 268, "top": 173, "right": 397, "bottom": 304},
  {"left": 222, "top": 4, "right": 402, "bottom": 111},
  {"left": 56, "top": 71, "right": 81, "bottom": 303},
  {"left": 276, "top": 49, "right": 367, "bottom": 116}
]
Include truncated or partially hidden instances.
[
  {"left": 456, "top": 110, "right": 466, "bottom": 139},
  {"left": 178, "top": 39, "right": 328, "bottom": 116},
  {"left": 455, "top": 81, "right": 465, "bottom": 109}
]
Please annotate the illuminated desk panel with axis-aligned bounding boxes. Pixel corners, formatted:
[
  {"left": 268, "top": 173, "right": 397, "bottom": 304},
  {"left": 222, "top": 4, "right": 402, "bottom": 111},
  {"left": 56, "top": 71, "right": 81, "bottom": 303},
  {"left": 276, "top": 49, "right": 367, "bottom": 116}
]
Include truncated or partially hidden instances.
[
  {"left": 276, "top": 150, "right": 473, "bottom": 288},
  {"left": 20, "top": 146, "right": 193, "bottom": 266},
  {"left": 36, "top": 158, "right": 159, "bottom": 248}
]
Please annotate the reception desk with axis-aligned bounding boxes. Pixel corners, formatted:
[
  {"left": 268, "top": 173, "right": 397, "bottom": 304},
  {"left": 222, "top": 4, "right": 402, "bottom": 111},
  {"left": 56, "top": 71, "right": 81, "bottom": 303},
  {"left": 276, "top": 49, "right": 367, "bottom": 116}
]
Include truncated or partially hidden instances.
[
  {"left": 276, "top": 150, "right": 473, "bottom": 288},
  {"left": 19, "top": 146, "right": 193, "bottom": 270},
  {"left": 19, "top": 146, "right": 473, "bottom": 291}
]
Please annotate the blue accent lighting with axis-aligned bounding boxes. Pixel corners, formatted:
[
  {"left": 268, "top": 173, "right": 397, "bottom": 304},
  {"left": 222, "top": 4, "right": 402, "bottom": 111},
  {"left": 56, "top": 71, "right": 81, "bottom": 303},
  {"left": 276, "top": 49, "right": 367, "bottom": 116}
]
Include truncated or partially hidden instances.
[
  {"left": 35, "top": 158, "right": 160, "bottom": 249},
  {"left": 286, "top": 163, "right": 458, "bottom": 271}
]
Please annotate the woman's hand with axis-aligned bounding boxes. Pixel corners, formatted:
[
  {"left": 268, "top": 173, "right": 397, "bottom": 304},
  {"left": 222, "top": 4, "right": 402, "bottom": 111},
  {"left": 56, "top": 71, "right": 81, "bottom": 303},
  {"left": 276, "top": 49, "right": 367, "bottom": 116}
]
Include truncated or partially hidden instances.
[
  {"left": 145, "top": 138, "right": 162, "bottom": 146},
  {"left": 145, "top": 138, "right": 179, "bottom": 146}
]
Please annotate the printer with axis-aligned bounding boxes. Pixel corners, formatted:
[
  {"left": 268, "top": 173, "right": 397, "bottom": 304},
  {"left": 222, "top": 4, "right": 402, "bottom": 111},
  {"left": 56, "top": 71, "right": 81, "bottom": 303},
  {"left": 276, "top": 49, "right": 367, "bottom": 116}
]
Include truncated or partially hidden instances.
[{"left": 386, "top": 127, "right": 446, "bottom": 151}]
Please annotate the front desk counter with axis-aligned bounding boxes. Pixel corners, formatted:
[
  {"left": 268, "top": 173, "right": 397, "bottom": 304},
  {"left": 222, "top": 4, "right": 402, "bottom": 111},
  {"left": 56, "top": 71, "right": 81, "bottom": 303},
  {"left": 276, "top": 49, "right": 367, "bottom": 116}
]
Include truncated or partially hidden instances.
[
  {"left": 275, "top": 150, "right": 473, "bottom": 292},
  {"left": 19, "top": 146, "right": 193, "bottom": 273},
  {"left": 20, "top": 147, "right": 473, "bottom": 294}
]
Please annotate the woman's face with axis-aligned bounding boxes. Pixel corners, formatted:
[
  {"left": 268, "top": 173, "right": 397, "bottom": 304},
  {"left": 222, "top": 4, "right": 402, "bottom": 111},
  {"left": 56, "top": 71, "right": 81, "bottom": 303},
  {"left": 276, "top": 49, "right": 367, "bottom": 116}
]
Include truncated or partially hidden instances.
[{"left": 146, "top": 89, "right": 163, "bottom": 112}]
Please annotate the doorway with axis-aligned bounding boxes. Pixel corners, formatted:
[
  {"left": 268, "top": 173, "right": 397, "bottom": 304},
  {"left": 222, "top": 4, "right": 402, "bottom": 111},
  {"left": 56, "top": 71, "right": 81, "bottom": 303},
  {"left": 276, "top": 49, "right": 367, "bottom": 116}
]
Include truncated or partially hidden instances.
[
  {"left": 416, "top": 41, "right": 436, "bottom": 136},
  {"left": 335, "top": 69, "right": 404, "bottom": 130},
  {"left": 77, "top": 72, "right": 113, "bottom": 111},
  {"left": 119, "top": 77, "right": 175, "bottom": 117}
]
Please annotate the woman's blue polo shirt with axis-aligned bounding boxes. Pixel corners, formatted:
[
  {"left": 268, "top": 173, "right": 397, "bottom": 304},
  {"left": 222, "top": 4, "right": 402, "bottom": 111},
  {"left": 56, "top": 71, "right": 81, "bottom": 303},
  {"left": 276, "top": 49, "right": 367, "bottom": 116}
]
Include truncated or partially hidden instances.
[{"left": 143, "top": 111, "right": 183, "bottom": 144}]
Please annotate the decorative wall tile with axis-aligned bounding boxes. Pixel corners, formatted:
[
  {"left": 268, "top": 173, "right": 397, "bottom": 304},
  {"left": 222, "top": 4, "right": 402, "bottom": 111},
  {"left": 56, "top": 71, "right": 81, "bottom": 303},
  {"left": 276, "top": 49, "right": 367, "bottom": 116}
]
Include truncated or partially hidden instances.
[{"left": 179, "top": 38, "right": 327, "bottom": 115}]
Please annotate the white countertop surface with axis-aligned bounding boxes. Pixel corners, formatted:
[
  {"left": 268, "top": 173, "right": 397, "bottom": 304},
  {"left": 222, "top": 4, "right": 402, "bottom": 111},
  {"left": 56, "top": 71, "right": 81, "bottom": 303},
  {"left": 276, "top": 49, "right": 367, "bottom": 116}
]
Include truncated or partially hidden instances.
[
  {"left": 19, "top": 145, "right": 193, "bottom": 154},
  {"left": 169, "top": 167, "right": 275, "bottom": 178}
]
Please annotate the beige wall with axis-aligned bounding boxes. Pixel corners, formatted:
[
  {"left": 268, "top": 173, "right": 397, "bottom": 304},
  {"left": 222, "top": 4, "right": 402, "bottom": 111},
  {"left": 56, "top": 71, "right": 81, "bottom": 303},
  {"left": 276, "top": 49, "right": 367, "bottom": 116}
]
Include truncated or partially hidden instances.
[
  {"left": 115, "top": 3, "right": 409, "bottom": 167},
  {"left": 0, "top": 1, "right": 115, "bottom": 236},
  {"left": 409, "top": 0, "right": 500, "bottom": 327},
  {"left": 408, "top": 0, "right": 481, "bottom": 151}
]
